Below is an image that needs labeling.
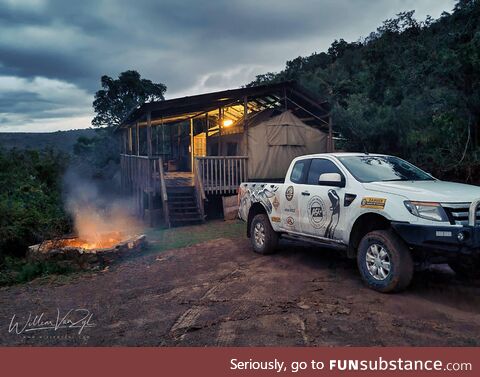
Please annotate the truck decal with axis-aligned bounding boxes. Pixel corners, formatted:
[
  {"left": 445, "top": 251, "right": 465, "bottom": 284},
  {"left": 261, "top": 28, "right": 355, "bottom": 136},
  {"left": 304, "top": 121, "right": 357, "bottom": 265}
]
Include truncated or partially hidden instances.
[
  {"left": 325, "top": 189, "right": 341, "bottom": 238},
  {"left": 286, "top": 216, "right": 295, "bottom": 227},
  {"left": 361, "top": 197, "right": 387, "bottom": 209},
  {"left": 272, "top": 196, "right": 280, "bottom": 210},
  {"left": 238, "top": 184, "right": 279, "bottom": 220},
  {"left": 285, "top": 186, "right": 294, "bottom": 201},
  {"left": 307, "top": 196, "right": 327, "bottom": 229}
]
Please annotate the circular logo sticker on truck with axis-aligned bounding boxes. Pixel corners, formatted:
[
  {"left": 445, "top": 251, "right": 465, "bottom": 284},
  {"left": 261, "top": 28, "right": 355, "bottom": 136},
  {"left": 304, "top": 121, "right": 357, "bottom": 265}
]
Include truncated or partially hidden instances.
[
  {"left": 286, "top": 216, "right": 295, "bottom": 227},
  {"left": 307, "top": 196, "right": 327, "bottom": 229},
  {"left": 285, "top": 186, "right": 294, "bottom": 201}
]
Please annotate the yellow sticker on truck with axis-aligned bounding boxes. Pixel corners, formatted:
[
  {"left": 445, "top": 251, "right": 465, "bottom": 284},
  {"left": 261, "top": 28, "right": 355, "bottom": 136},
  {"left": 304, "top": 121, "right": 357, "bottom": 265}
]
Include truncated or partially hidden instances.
[{"left": 361, "top": 197, "right": 386, "bottom": 209}]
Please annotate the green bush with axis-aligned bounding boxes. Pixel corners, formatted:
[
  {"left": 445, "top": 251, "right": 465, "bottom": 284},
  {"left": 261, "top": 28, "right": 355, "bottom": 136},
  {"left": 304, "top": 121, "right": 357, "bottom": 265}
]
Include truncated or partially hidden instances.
[
  {"left": 0, "top": 148, "right": 70, "bottom": 261},
  {"left": 0, "top": 256, "right": 73, "bottom": 286}
]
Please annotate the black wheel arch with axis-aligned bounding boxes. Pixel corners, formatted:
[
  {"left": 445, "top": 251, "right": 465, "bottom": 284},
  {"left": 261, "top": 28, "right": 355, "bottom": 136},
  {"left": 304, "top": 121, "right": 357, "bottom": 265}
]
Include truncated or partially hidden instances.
[
  {"left": 348, "top": 213, "right": 391, "bottom": 258},
  {"left": 247, "top": 203, "right": 268, "bottom": 238}
]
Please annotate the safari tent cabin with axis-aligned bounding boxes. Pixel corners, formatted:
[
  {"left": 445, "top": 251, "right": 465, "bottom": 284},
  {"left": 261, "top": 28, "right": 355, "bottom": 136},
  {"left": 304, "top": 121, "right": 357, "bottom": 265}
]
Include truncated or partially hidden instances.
[
  {"left": 206, "top": 109, "right": 329, "bottom": 181},
  {"left": 117, "top": 81, "right": 332, "bottom": 226}
]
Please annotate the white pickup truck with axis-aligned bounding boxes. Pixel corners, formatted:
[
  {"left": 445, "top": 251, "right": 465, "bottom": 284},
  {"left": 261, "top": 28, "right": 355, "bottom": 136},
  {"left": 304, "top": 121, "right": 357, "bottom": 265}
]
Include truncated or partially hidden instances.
[{"left": 238, "top": 153, "right": 480, "bottom": 292}]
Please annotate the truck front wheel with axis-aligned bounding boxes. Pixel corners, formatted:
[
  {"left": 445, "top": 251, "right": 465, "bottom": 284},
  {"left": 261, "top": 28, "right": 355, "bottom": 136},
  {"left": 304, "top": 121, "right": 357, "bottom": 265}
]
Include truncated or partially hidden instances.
[
  {"left": 250, "top": 214, "right": 279, "bottom": 255},
  {"left": 357, "top": 230, "right": 413, "bottom": 293}
]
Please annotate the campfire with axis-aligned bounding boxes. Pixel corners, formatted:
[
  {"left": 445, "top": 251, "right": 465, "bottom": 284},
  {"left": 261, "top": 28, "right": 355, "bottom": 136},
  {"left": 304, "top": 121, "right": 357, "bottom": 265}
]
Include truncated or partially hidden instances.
[
  {"left": 52, "top": 231, "right": 128, "bottom": 250},
  {"left": 28, "top": 197, "right": 146, "bottom": 270},
  {"left": 28, "top": 232, "right": 146, "bottom": 270}
]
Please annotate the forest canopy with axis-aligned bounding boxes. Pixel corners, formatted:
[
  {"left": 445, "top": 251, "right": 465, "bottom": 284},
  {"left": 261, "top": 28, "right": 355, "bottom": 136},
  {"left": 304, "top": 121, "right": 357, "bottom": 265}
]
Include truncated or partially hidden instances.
[{"left": 248, "top": 0, "right": 480, "bottom": 183}]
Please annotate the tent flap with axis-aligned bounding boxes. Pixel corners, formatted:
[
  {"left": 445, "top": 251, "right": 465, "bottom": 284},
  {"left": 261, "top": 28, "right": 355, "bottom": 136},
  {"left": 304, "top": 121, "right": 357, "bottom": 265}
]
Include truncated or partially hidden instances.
[
  {"left": 247, "top": 110, "right": 328, "bottom": 180},
  {"left": 266, "top": 125, "right": 306, "bottom": 146}
]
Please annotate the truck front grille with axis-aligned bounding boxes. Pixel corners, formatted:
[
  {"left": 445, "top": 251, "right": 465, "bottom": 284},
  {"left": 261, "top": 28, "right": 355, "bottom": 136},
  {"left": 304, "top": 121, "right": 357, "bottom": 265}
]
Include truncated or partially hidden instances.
[{"left": 442, "top": 203, "right": 480, "bottom": 226}]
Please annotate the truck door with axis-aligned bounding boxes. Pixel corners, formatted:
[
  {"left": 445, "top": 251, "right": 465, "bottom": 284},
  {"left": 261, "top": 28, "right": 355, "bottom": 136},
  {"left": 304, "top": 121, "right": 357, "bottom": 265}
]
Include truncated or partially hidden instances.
[
  {"left": 298, "top": 158, "right": 347, "bottom": 241},
  {"left": 279, "top": 158, "right": 308, "bottom": 234}
]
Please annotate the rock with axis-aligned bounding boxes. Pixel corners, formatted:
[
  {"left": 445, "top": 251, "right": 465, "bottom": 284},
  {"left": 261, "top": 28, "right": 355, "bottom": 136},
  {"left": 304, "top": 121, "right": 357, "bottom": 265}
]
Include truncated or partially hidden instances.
[
  {"left": 297, "top": 302, "right": 311, "bottom": 310},
  {"left": 336, "top": 307, "right": 351, "bottom": 315}
]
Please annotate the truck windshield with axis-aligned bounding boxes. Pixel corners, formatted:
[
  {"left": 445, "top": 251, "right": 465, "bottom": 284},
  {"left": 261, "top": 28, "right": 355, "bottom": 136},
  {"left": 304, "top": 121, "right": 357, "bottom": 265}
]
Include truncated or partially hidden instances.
[{"left": 337, "top": 155, "right": 434, "bottom": 183}]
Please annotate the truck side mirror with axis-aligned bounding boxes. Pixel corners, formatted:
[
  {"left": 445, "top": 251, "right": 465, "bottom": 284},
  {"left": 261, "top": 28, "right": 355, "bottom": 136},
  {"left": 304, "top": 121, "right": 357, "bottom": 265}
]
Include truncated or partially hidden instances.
[{"left": 318, "top": 173, "right": 345, "bottom": 187}]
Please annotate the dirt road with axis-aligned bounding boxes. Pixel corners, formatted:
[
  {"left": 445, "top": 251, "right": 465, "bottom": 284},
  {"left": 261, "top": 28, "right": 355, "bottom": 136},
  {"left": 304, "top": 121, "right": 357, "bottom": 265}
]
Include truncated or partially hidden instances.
[{"left": 1, "top": 228, "right": 479, "bottom": 346}]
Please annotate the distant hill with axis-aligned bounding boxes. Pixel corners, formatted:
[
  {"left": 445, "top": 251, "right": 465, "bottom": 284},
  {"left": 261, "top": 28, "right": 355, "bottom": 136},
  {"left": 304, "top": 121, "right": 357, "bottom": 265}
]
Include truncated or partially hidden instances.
[{"left": 0, "top": 129, "right": 97, "bottom": 153}]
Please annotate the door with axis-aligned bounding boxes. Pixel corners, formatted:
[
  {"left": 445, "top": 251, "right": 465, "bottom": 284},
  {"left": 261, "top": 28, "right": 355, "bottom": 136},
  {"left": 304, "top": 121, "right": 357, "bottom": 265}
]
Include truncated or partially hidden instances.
[
  {"left": 298, "top": 158, "right": 346, "bottom": 241},
  {"left": 279, "top": 159, "right": 309, "bottom": 234}
]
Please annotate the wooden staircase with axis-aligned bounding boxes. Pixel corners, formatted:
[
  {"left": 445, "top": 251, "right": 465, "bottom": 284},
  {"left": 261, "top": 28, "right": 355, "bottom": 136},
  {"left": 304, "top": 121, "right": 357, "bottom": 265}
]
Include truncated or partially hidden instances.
[{"left": 167, "top": 186, "right": 204, "bottom": 227}]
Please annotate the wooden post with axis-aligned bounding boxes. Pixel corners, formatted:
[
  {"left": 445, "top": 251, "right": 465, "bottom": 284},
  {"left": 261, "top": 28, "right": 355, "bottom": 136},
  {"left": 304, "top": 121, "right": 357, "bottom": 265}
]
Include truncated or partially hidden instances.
[
  {"left": 243, "top": 96, "right": 248, "bottom": 155},
  {"left": 128, "top": 127, "right": 133, "bottom": 154},
  {"left": 205, "top": 112, "right": 209, "bottom": 156},
  {"left": 177, "top": 123, "right": 181, "bottom": 162},
  {"left": 146, "top": 112, "right": 154, "bottom": 226},
  {"left": 147, "top": 112, "right": 152, "bottom": 157},
  {"left": 190, "top": 118, "right": 194, "bottom": 173},
  {"left": 218, "top": 107, "right": 223, "bottom": 156},
  {"left": 136, "top": 121, "right": 140, "bottom": 156}
]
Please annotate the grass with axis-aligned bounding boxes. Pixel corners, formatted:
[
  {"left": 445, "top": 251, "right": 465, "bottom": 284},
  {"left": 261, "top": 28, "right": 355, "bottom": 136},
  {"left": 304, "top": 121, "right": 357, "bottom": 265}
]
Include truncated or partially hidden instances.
[
  {"left": 145, "top": 219, "right": 246, "bottom": 254},
  {"left": 0, "top": 256, "right": 74, "bottom": 286}
]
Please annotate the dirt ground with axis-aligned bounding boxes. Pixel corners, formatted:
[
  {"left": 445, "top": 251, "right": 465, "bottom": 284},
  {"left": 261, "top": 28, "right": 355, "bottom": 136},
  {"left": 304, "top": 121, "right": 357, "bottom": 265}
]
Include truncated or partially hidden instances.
[{"left": 1, "top": 221, "right": 480, "bottom": 346}]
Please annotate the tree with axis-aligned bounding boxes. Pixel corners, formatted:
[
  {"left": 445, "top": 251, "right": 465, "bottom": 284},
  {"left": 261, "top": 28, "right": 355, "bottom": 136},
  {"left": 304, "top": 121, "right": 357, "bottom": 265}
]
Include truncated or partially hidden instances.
[
  {"left": 92, "top": 70, "right": 167, "bottom": 128},
  {"left": 243, "top": 0, "right": 480, "bottom": 184}
]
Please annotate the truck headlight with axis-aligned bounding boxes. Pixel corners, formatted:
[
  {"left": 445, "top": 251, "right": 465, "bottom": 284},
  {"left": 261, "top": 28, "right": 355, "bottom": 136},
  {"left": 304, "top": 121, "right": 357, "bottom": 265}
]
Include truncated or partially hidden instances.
[{"left": 404, "top": 201, "right": 449, "bottom": 222}]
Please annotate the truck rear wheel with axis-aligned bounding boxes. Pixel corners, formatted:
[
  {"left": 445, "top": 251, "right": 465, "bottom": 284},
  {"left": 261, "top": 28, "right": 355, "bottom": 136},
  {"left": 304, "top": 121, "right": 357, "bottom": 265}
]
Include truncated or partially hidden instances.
[
  {"left": 357, "top": 230, "right": 413, "bottom": 293},
  {"left": 250, "top": 213, "right": 278, "bottom": 255}
]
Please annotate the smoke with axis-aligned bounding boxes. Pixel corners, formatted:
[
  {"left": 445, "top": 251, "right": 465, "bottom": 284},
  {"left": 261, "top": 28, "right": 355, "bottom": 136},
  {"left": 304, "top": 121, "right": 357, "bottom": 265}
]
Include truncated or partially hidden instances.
[{"left": 63, "top": 170, "right": 142, "bottom": 242}]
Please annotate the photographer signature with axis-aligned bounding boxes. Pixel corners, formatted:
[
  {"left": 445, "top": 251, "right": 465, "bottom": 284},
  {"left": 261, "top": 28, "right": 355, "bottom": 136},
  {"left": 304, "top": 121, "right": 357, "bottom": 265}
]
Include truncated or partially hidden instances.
[{"left": 9, "top": 308, "right": 95, "bottom": 335}]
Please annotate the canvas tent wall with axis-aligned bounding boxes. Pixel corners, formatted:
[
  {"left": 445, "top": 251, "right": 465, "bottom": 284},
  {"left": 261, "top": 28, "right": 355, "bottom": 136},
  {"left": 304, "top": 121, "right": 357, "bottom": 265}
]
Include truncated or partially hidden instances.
[
  {"left": 198, "top": 110, "right": 328, "bottom": 180},
  {"left": 246, "top": 110, "right": 328, "bottom": 180}
]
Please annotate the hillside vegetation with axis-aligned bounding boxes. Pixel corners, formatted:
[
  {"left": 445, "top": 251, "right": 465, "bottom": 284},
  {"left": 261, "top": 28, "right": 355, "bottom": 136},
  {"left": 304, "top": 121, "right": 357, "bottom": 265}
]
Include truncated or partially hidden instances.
[
  {"left": 0, "top": 129, "right": 96, "bottom": 153},
  {"left": 249, "top": 0, "right": 480, "bottom": 183}
]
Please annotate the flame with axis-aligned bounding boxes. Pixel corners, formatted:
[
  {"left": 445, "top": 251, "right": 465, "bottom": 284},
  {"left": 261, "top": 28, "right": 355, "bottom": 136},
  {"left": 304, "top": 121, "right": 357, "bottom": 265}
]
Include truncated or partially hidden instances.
[
  {"left": 63, "top": 171, "right": 142, "bottom": 250},
  {"left": 68, "top": 203, "right": 141, "bottom": 250},
  {"left": 62, "top": 234, "right": 124, "bottom": 250}
]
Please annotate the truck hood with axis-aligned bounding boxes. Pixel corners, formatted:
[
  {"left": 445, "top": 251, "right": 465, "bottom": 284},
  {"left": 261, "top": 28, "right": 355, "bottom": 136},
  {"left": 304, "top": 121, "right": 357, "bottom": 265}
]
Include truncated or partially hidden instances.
[{"left": 363, "top": 180, "right": 480, "bottom": 202}]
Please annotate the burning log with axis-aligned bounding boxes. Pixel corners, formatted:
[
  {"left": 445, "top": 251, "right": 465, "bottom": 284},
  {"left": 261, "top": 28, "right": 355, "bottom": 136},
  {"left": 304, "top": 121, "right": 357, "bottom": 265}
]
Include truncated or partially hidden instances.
[{"left": 27, "top": 233, "right": 146, "bottom": 271}]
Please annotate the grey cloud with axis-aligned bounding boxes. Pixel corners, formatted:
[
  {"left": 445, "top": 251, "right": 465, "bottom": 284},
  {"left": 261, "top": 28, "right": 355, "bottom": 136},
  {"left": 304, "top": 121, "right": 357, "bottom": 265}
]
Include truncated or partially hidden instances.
[{"left": 0, "top": 0, "right": 456, "bottom": 131}]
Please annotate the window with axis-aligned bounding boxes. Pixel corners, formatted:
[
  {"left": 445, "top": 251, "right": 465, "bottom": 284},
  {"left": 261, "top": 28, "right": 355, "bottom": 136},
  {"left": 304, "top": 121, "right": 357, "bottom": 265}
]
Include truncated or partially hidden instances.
[
  {"left": 290, "top": 159, "right": 309, "bottom": 183},
  {"left": 337, "top": 155, "right": 434, "bottom": 183},
  {"left": 307, "top": 159, "right": 343, "bottom": 185}
]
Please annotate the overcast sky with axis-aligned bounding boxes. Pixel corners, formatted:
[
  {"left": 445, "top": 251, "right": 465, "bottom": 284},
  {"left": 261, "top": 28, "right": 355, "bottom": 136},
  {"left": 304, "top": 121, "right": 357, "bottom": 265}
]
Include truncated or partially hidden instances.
[{"left": 0, "top": 0, "right": 456, "bottom": 132}]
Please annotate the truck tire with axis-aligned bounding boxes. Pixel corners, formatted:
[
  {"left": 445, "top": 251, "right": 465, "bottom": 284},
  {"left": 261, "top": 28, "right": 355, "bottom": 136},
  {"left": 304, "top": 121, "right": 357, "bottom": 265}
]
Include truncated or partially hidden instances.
[
  {"left": 250, "top": 213, "right": 279, "bottom": 255},
  {"left": 357, "top": 230, "right": 413, "bottom": 293}
]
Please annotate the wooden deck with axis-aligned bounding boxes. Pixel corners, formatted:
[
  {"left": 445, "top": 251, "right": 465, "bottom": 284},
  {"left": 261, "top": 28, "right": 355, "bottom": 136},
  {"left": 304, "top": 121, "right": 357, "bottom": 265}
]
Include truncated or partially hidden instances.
[
  {"left": 164, "top": 172, "right": 194, "bottom": 187},
  {"left": 120, "top": 154, "right": 247, "bottom": 226}
]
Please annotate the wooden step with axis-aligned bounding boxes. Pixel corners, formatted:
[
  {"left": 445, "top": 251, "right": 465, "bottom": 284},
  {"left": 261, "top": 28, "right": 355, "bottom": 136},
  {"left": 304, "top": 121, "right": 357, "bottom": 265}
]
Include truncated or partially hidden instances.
[
  {"left": 168, "top": 191, "right": 194, "bottom": 197},
  {"left": 165, "top": 185, "right": 204, "bottom": 227},
  {"left": 169, "top": 201, "right": 194, "bottom": 205},
  {"left": 169, "top": 205, "right": 198, "bottom": 211},
  {"left": 171, "top": 217, "right": 204, "bottom": 224},
  {"left": 167, "top": 187, "right": 195, "bottom": 194},
  {"left": 169, "top": 206, "right": 201, "bottom": 213}
]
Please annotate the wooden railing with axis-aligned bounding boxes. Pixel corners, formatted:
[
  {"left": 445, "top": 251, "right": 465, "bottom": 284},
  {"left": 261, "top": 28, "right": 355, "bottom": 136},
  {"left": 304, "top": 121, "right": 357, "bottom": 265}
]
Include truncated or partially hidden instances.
[
  {"left": 158, "top": 157, "right": 170, "bottom": 227},
  {"left": 194, "top": 160, "right": 206, "bottom": 221},
  {"left": 120, "top": 154, "right": 164, "bottom": 222},
  {"left": 196, "top": 156, "right": 248, "bottom": 194}
]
